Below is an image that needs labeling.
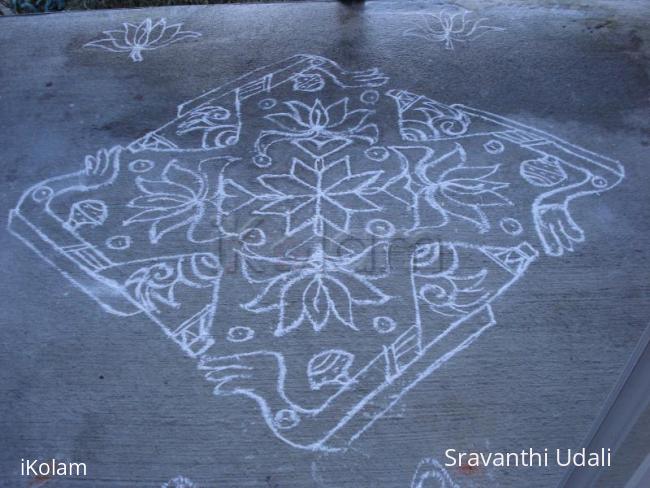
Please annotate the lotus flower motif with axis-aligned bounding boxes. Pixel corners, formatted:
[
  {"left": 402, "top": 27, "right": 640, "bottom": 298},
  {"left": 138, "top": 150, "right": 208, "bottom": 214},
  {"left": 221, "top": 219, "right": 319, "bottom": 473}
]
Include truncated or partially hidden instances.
[
  {"left": 266, "top": 98, "right": 375, "bottom": 141},
  {"left": 240, "top": 243, "right": 391, "bottom": 337},
  {"left": 123, "top": 159, "right": 227, "bottom": 243},
  {"left": 412, "top": 144, "right": 513, "bottom": 232},
  {"left": 405, "top": 7, "right": 504, "bottom": 50},
  {"left": 84, "top": 18, "right": 201, "bottom": 62}
]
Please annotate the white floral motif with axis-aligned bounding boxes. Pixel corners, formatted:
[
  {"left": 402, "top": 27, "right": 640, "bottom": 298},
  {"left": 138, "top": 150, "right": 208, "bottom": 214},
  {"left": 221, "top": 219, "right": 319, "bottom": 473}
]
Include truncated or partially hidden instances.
[
  {"left": 256, "top": 156, "right": 383, "bottom": 236},
  {"left": 254, "top": 98, "right": 379, "bottom": 164},
  {"left": 84, "top": 18, "right": 201, "bottom": 62},
  {"left": 161, "top": 475, "right": 197, "bottom": 488},
  {"left": 123, "top": 159, "right": 233, "bottom": 243},
  {"left": 266, "top": 98, "right": 373, "bottom": 137},
  {"left": 240, "top": 243, "right": 391, "bottom": 336},
  {"left": 8, "top": 54, "right": 625, "bottom": 454},
  {"left": 405, "top": 7, "right": 504, "bottom": 50},
  {"left": 410, "top": 144, "right": 512, "bottom": 232}
]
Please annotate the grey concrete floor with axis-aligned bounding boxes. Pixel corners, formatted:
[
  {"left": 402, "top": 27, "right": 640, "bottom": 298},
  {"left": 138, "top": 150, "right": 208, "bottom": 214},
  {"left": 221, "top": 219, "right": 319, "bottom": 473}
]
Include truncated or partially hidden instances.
[{"left": 0, "top": 1, "right": 649, "bottom": 487}]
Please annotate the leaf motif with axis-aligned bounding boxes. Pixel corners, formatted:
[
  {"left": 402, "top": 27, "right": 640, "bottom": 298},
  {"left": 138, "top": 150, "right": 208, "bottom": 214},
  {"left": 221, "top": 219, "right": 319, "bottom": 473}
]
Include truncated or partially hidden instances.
[
  {"left": 145, "top": 19, "right": 167, "bottom": 45},
  {"left": 284, "top": 100, "right": 313, "bottom": 123},
  {"left": 154, "top": 30, "right": 202, "bottom": 48},
  {"left": 135, "top": 18, "right": 152, "bottom": 45},
  {"left": 187, "top": 203, "right": 221, "bottom": 243},
  {"left": 123, "top": 206, "right": 186, "bottom": 225},
  {"left": 162, "top": 163, "right": 205, "bottom": 196},
  {"left": 335, "top": 271, "right": 390, "bottom": 305},
  {"left": 334, "top": 108, "right": 374, "bottom": 132},
  {"left": 438, "top": 194, "right": 490, "bottom": 233},
  {"left": 83, "top": 38, "right": 127, "bottom": 52},
  {"left": 128, "top": 194, "right": 188, "bottom": 209},
  {"left": 442, "top": 164, "right": 499, "bottom": 182},
  {"left": 417, "top": 143, "right": 466, "bottom": 185},
  {"left": 275, "top": 278, "right": 309, "bottom": 336},
  {"left": 134, "top": 177, "right": 194, "bottom": 199},
  {"left": 403, "top": 27, "right": 430, "bottom": 39},
  {"left": 326, "top": 170, "right": 383, "bottom": 194},
  {"left": 321, "top": 277, "right": 355, "bottom": 327},
  {"left": 149, "top": 208, "right": 197, "bottom": 244},
  {"left": 265, "top": 112, "right": 308, "bottom": 132},
  {"left": 442, "top": 181, "right": 512, "bottom": 207},
  {"left": 304, "top": 277, "right": 331, "bottom": 330},
  {"left": 323, "top": 98, "right": 348, "bottom": 127}
]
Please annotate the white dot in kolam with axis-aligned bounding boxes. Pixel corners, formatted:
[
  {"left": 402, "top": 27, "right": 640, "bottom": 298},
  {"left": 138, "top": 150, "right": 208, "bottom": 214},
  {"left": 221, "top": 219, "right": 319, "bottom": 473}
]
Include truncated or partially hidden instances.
[
  {"left": 106, "top": 235, "right": 131, "bottom": 250},
  {"left": 274, "top": 409, "right": 300, "bottom": 429},
  {"left": 360, "top": 89, "right": 380, "bottom": 105},
  {"left": 373, "top": 316, "right": 396, "bottom": 334},
  {"left": 227, "top": 326, "right": 255, "bottom": 343},
  {"left": 128, "top": 159, "right": 155, "bottom": 173},
  {"left": 32, "top": 186, "right": 53, "bottom": 202},
  {"left": 366, "top": 218, "right": 395, "bottom": 237},
  {"left": 500, "top": 217, "right": 523, "bottom": 236},
  {"left": 364, "top": 146, "right": 389, "bottom": 161},
  {"left": 253, "top": 154, "right": 272, "bottom": 167},
  {"left": 258, "top": 98, "right": 277, "bottom": 110}
]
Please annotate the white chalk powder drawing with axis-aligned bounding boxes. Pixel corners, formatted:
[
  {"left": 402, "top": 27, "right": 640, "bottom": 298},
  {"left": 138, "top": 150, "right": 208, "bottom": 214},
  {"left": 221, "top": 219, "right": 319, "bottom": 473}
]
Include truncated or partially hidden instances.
[
  {"left": 411, "top": 458, "right": 459, "bottom": 488},
  {"left": 161, "top": 476, "right": 197, "bottom": 488},
  {"left": 404, "top": 7, "right": 504, "bottom": 50},
  {"left": 84, "top": 18, "right": 201, "bottom": 62},
  {"left": 9, "top": 54, "right": 624, "bottom": 452}
]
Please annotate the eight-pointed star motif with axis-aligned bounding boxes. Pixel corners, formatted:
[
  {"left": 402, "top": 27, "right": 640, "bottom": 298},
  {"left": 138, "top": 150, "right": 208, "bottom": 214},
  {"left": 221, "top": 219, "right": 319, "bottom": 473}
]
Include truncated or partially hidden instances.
[{"left": 256, "top": 157, "right": 383, "bottom": 236}]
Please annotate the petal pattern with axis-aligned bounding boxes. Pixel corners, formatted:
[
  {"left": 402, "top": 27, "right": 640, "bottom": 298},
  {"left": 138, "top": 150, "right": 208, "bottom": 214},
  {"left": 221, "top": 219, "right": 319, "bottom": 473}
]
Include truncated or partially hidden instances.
[{"left": 84, "top": 18, "right": 202, "bottom": 62}]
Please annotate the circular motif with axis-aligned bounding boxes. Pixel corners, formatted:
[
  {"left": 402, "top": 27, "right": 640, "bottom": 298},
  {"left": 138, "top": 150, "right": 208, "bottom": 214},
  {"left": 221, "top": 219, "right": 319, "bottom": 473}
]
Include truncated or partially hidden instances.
[
  {"left": 128, "top": 159, "right": 155, "bottom": 173},
  {"left": 253, "top": 154, "right": 272, "bottom": 168},
  {"left": 360, "top": 89, "right": 380, "bottom": 105},
  {"left": 227, "top": 326, "right": 255, "bottom": 343},
  {"left": 106, "top": 235, "right": 131, "bottom": 250},
  {"left": 274, "top": 409, "right": 300, "bottom": 430},
  {"left": 592, "top": 176, "right": 608, "bottom": 189},
  {"left": 366, "top": 219, "right": 395, "bottom": 238},
  {"left": 32, "top": 186, "right": 53, "bottom": 202},
  {"left": 365, "top": 146, "right": 390, "bottom": 162},
  {"left": 240, "top": 227, "right": 266, "bottom": 247},
  {"left": 484, "top": 139, "right": 505, "bottom": 154},
  {"left": 373, "top": 316, "right": 396, "bottom": 334},
  {"left": 258, "top": 98, "right": 277, "bottom": 110},
  {"left": 499, "top": 217, "right": 523, "bottom": 236}
]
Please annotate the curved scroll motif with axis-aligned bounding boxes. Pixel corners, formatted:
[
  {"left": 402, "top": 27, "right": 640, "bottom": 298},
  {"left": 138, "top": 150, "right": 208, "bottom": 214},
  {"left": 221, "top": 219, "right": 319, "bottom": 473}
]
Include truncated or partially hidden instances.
[
  {"left": 388, "top": 89, "right": 471, "bottom": 141},
  {"left": 125, "top": 253, "right": 221, "bottom": 313}
]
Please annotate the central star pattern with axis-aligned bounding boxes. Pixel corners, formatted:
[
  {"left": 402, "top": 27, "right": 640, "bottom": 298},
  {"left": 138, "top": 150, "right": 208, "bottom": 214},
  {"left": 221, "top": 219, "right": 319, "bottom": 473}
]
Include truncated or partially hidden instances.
[{"left": 256, "top": 156, "right": 383, "bottom": 236}]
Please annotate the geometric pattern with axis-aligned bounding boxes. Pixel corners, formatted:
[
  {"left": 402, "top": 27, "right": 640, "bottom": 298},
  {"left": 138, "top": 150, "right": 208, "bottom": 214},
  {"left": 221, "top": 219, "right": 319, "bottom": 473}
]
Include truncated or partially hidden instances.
[{"left": 8, "top": 54, "right": 624, "bottom": 451}]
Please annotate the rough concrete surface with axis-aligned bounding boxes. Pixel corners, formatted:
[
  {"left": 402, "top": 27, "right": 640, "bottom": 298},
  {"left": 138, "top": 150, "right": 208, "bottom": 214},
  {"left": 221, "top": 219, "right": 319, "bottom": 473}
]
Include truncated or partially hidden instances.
[{"left": 0, "top": 1, "right": 649, "bottom": 487}]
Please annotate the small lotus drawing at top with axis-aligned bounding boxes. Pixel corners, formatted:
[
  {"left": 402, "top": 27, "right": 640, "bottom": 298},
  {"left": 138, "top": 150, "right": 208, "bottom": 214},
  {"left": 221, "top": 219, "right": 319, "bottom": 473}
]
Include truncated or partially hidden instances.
[
  {"left": 404, "top": 7, "right": 504, "bottom": 50},
  {"left": 84, "top": 18, "right": 201, "bottom": 62}
]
